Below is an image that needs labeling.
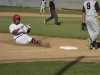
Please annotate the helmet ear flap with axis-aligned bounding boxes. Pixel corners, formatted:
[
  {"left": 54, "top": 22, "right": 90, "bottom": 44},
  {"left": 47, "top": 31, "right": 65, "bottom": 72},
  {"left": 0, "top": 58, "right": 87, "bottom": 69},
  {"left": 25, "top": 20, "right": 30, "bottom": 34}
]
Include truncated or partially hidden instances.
[{"left": 13, "top": 14, "right": 21, "bottom": 23}]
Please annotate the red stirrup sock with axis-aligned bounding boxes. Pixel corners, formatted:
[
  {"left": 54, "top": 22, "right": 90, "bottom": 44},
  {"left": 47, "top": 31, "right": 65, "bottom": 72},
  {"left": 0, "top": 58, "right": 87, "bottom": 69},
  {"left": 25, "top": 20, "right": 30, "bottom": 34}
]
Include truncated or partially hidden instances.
[{"left": 31, "top": 38, "right": 37, "bottom": 43}]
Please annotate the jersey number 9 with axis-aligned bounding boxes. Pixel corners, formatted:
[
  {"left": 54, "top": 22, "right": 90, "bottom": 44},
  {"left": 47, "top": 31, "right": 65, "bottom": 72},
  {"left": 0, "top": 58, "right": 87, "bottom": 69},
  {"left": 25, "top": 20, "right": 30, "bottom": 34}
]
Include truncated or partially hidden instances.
[{"left": 87, "top": 2, "right": 90, "bottom": 9}]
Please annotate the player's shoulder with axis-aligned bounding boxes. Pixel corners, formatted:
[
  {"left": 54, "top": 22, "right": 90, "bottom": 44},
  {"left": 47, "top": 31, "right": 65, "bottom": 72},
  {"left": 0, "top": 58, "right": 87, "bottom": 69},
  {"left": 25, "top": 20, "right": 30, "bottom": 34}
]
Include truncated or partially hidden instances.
[
  {"left": 10, "top": 23, "right": 15, "bottom": 26},
  {"left": 9, "top": 23, "right": 15, "bottom": 28},
  {"left": 84, "top": 0, "right": 96, "bottom": 4},
  {"left": 10, "top": 23, "right": 23, "bottom": 26},
  {"left": 49, "top": 1, "right": 53, "bottom": 4}
]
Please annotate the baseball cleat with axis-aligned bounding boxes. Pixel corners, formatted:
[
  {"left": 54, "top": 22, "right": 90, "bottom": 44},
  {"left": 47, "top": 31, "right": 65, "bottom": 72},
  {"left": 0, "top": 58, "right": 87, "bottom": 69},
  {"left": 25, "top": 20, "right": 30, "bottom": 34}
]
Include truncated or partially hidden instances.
[
  {"left": 55, "top": 23, "right": 60, "bottom": 25},
  {"left": 93, "top": 44, "right": 98, "bottom": 50},
  {"left": 44, "top": 19, "right": 46, "bottom": 24},
  {"left": 87, "top": 38, "right": 93, "bottom": 50},
  {"left": 36, "top": 40, "right": 43, "bottom": 46}
]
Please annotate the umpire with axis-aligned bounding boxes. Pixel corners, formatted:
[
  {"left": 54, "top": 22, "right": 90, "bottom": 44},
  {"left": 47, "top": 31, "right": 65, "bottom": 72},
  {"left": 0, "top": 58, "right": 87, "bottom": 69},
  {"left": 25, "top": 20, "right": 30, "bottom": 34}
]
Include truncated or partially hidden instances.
[{"left": 44, "top": 0, "right": 60, "bottom": 25}]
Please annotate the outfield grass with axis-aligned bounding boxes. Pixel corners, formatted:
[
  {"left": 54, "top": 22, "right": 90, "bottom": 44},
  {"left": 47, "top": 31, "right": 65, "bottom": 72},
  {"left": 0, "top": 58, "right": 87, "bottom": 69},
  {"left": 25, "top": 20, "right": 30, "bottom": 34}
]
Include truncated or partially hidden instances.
[
  {"left": 0, "top": 16, "right": 90, "bottom": 40},
  {"left": 1, "top": 16, "right": 100, "bottom": 40},
  {"left": 0, "top": 7, "right": 82, "bottom": 15},
  {"left": 0, "top": 61, "right": 100, "bottom": 75}
]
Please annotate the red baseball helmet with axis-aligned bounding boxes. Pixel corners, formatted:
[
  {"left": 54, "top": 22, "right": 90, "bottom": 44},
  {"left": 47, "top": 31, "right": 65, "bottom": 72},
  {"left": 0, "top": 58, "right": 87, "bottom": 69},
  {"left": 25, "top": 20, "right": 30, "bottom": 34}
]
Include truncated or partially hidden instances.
[{"left": 13, "top": 14, "right": 20, "bottom": 22}]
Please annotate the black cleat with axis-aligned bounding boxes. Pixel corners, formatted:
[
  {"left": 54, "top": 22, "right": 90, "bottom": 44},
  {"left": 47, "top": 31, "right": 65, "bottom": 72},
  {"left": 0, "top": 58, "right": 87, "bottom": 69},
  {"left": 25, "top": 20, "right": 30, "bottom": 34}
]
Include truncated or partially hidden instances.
[
  {"left": 55, "top": 23, "right": 60, "bottom": 25},
  {"left": 93, "top": 44, "right": 98, "bottom": 49}
]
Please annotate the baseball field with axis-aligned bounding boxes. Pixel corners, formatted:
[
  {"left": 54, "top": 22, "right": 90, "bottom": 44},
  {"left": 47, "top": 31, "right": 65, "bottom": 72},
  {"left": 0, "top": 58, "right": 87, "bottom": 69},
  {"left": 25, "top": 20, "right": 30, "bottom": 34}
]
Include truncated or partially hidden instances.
[{"left": 0, "top": 7, "right": 100, "bottom": 75}]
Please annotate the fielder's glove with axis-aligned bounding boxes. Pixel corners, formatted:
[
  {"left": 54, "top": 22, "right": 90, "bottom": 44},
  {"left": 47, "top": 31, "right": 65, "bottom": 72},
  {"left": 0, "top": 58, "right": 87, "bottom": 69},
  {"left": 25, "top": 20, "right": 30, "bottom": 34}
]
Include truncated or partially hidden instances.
[
  {"left": 81, "top": 22, "right": 87, "bottom": 31},
  {"left": 44, "top": 7, "right": 46, "bottom": 9},
  {"left": 26, "top": 24, "right": 31, "bottom": 29}
]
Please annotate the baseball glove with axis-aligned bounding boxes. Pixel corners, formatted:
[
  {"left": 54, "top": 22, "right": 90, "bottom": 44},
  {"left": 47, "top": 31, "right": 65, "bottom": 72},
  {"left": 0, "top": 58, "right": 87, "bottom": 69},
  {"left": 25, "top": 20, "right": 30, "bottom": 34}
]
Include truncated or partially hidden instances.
[
  {"left": 44, "top": 7, "right": 46, "bottom": 9},
  {"left": 26, "top": 24, "right": 31, "bottom": 29},
  {"left": 81, "top": 22, "right": 87, "bottom": 31}
]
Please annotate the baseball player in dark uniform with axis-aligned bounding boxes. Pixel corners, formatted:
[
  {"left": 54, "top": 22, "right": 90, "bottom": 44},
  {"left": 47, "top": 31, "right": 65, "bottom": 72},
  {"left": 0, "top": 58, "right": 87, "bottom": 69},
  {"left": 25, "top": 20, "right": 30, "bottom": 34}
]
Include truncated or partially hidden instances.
[
  {"left": 44, "top": 0, "right": 60, "bottom": 25},
  {"left": 82, "top": 0, "right": 100, "bottom": 50}
]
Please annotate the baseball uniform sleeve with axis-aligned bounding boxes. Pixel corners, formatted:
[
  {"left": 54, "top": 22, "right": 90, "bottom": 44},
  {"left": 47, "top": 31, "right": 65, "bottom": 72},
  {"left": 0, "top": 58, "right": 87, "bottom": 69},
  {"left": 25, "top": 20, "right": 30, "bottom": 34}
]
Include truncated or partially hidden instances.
[
  {"left": 95, "top": 1, "right": 100, "bottom": 12},
  {"left": 82, "top": 6, "right": 85, "bottom": 12},
  {"left": 9, "top": 23, "right": 17, "bottom": 34},
  {"left": 21, "top": 24, "right": 28, "bottom": 33}
]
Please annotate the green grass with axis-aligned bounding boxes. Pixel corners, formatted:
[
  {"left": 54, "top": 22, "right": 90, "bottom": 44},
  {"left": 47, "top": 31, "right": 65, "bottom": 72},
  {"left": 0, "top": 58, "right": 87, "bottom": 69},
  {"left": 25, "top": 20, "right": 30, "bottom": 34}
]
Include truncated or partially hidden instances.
[
  {"left": 1, "top": 16, "right": 100, "bottom": 40},
  {"left": 0, "top": 7, "right": 82, "bottom": 14},
  {"left": 0, "top": 61, "right": 100, "bottom": 75},
  {"left": 0, "top": 16, "right": 90, "bottom": 40},
  {"left": 0, "top": 16, "right": 96, "bottom": 40}
]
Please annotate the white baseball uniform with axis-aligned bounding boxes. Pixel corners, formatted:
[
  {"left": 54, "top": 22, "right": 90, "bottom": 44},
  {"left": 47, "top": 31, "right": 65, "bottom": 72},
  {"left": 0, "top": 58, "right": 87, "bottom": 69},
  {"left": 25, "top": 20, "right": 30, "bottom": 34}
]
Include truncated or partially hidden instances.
[
  {"left": 40, "top": 0, "right": 46, "bottom": 14},
  {"left": 83, "top": 0, "right": 100, "bottom": 42},
  {"left": 9, "top": 23, "right": 32, "bottom": 44}
]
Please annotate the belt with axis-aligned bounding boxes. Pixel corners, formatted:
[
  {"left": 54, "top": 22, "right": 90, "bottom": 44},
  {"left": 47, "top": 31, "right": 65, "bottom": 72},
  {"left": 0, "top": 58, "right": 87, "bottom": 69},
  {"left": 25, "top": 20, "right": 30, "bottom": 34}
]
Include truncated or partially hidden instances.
[{"left": 15, "top": 34, "right": 23, "bottom": 40}]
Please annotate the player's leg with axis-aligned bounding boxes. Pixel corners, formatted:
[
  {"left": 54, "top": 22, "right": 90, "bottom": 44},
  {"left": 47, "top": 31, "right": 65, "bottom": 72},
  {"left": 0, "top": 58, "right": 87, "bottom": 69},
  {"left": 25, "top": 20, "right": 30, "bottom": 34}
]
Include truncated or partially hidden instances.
[
  {"left": 15, "top": 34, "right": 42, "bottom": 46},
  {"left": 86, "top": 17, "right": 94, "bottom": 49},
  {"left": 51, "top": 10, "right": 60, "bottom": 25},
  {"left": 40, "top": 6, "right": 42, "bottom": 14},
  {"left": 31, "top": 38, "right": 43, "bottom": 46},
  {"left": 44, "top": 12, "right": 53, "bottom": 24},
  {"left": 43, "top": 6, "right": 45, "bottom": 14},
  {"left": 86, "top": 17, "right": 100, "bottom": 49},
  {"left": 24, "top": 34, "right": 43, "bottom": 46},
  {"left": 90, "top": 17, "right": 100, "bottom": 49},
  {"left": 52, "top": 10, "right": 58, "bottom": 24},
  {"left": 86, "top": 24, "right": 93, "bottom": 49},
  {"left": 15, "top": 35, "right": 29, "bottom": 44}
]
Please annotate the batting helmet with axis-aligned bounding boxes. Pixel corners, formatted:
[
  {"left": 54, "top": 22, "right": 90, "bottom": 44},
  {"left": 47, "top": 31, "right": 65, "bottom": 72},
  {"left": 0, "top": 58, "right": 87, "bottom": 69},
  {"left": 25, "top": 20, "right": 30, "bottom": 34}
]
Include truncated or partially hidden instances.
[{"left": 13, "top": 14, "right": 20, "bottom": 23}]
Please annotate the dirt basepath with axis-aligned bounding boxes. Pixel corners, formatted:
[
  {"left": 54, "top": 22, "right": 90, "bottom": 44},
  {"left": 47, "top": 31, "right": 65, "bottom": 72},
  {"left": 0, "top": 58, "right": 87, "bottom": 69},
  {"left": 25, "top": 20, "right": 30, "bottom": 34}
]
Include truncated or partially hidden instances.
[{"left": 0, "top": 12, "right": 100, "bottom": 63}]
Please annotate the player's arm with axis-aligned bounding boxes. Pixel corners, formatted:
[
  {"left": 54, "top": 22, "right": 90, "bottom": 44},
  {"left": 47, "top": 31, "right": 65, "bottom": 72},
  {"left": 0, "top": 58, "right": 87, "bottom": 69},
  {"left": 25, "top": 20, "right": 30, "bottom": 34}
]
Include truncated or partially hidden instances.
[
  {"left": 45, "top": 2, "right": 46, "bottom": 8},
  {"left": 82, "top": 6, "right": 86, "bottom": 23},
  {"left": 49, "top": 2, "right": 51, "bottom": 13},
  {"left": 40, "top": 2, "right": 42, "bottom": 7},
  {"left": 27, "top": 28, "right": 31, "bottom": 33},
  {"left": 98, "top": 8, "right": 100, "bottom": 16},
  {"left": 98, "top": 10, "right": 100, "bottom": 15},
  {"left": 12, "top": 28, "right": 20, "bottom": 34},
  {"left": 48, "top": 7, "right": 50, "bottom": 13},
  {"left": 12, "top": 25, "right": 25, "bottom": 34},
  {"left": 26, "top": 24, "right": 31, "bottom": 33},
  {"left": 95, "top": 1, "right": 100, "bottom": 15},
  {"left": 82, "top": 12, "right": 85, "bottom": 22}
]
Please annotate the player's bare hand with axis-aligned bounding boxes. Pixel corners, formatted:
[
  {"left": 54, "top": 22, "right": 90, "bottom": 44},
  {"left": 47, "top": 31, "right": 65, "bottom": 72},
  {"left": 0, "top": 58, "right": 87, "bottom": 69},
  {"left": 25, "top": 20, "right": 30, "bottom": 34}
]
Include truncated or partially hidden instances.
[{"left": 82, "top": 20, "right": 86, "bottom": 23}]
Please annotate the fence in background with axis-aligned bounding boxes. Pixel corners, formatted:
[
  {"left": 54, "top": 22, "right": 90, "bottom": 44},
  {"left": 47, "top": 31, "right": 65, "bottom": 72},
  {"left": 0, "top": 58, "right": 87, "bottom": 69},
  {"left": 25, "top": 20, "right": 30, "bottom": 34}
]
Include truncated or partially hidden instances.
[{"left": 0, "top": 0, "right": 100, "bottom": 10}]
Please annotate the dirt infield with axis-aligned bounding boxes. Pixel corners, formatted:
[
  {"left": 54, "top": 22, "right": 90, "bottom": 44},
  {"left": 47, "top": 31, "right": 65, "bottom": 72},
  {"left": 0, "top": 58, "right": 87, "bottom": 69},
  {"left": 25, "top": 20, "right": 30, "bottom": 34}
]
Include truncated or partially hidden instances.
[{"left": 0, "top": 12, "right": 100, "bottom": 63}]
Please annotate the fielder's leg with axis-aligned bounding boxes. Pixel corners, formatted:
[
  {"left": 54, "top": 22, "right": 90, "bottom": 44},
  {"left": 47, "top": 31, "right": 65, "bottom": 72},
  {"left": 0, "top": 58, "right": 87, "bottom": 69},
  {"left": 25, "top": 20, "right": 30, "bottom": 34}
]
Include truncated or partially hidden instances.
[
  {"left": 40, "top": 6, "right": 42, "bottom": 14},
  {"left": 44, "top": 13, "right": 53, "bottom": 24},
  {"left": 43, "top": 6, "right": 45, "bottom": 14}
]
